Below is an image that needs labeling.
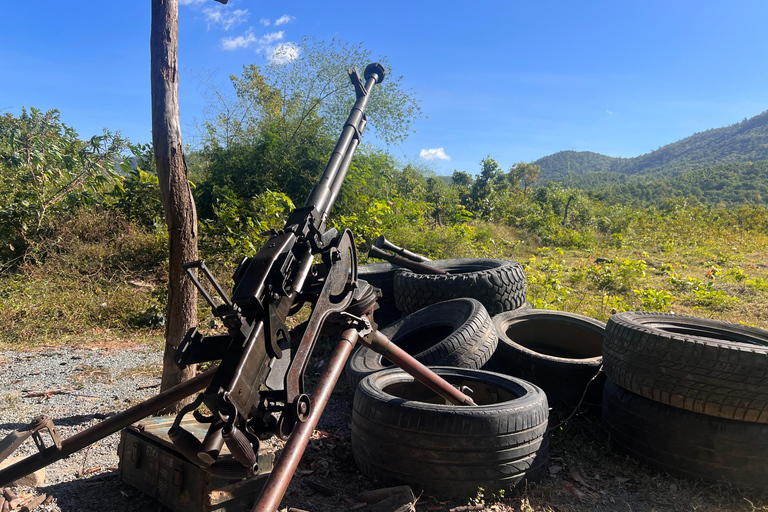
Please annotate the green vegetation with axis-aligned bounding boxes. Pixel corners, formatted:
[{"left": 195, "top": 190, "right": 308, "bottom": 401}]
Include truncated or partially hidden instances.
[{"left": 2, "top": 44, "right": 768, "bottom": 349}]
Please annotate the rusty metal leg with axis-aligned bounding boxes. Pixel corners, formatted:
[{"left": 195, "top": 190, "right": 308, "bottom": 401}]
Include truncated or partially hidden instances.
[
  {"left": 253, "top": 328, "right": 359, "bottom": 512},
  {"left": 0, "top": 366, "right": 217, "bottom": 488},
  {"left": 362, "top": 330, "right": 477, "bottom": 406}
]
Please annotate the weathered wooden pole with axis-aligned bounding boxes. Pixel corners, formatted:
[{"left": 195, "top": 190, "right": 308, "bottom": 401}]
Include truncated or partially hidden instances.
[{"left": 150, "top": 0, "right": 199, "bottom": 412}]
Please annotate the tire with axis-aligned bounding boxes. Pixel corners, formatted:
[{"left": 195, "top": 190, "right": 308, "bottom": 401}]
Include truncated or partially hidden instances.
[
  {"left": 602, "top": 379, "right": 768, "bottom": 489},
  {"left": 394, "top": 258, "right": 527, "bottom": 316},
  {"left": 345, "top": 298, "right": 498, "bottom": 387},
  {"left": 484, "top": 309, "right": 605, "bottom": 414},
  {"left": 358, "top": 262, "right": 397, "bottom": 304},
  {"left": 604, "top": 312, "right": 768, "bottom": 423},
  {"left": 352, "top": 367, "right": 549, "bottom": 497}
]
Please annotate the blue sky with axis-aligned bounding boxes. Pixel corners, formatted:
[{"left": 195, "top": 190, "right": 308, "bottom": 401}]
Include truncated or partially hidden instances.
[{"left": 2, "top": 1, "right": 767, "bottom": 176}]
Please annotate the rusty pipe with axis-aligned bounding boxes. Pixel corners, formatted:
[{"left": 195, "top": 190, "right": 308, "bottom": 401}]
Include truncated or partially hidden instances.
[
  {"left": 253, "top": 328, "right": 359, "bottom": 512},
  {"left": 362, "top": 330, "right": 476, "bottom": 406},
  {"left": 373, "top": 235, "right": 431, "bottom": 263},
  {"left": 368, "top": 246, "right": 447, "bottom": 275},
  {"left": 0, "top": 367, "right": 217, "bottom": 488}
]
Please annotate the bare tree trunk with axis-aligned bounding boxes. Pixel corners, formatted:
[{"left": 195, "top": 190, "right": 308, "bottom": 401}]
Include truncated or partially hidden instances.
[{"left": 151, "top": 0, "right": 198, "bottom": 413}]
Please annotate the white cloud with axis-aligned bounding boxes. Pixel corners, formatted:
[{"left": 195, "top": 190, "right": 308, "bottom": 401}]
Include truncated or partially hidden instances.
[
  {"left": 274, "top": 15, "right": 295, "bottom": 26},
  {"left": 203, "top": 8, "right": 249, "bottom": 31},
  {"left": 259, "top": 31, "right": 285, "bottom": 45},
  {"left": 606, "top": 109, "right": 614, "bottom": 115},
  {"left": 420, "top": 148, "right": 451, "bottom": 161},
  {"left": 221, "top": 30, "right": 284, "bottom": 51},
  {"left": 221, "top": 29, "right": 258, "bottom": 50},
  {"left": 269, "top": 42, "right": 300, "bottom": 65},
  {"left": 179, "top": 0, "right": 206, "bottom": 5},
  {"left": 260, "top": 17, "right": 271, "bottom": 26}
]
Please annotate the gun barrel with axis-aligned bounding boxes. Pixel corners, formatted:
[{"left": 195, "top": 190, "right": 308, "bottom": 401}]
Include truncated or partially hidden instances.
[{"left": 304, "top": 63, "right": 385, "bottom": 223}]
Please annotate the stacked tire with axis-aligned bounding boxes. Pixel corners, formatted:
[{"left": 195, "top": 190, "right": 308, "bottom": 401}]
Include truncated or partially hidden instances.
[
  {"left": 393, "top": 258, "right": 527, "bottom": 315},
  {"left": 484, "top": 309, "right": 606, "bottom": 416},
  {"left": 602, "top": 312, "right": 768, "bottom": 489},
  {"left": 351, "top": 367, "right": 550, "bottom": 497},
  {"left": 349, "top": 257, "right": 551, "bottom": 497},
  {"left": 358, "top": 262, "right": 401, "bottom": 327}
]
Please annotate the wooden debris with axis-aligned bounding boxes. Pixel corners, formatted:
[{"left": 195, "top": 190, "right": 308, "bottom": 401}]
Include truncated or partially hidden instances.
[
  {"left": 358, "top": 485, "right": 413, "bottom": 504},
  {"left": 369, "top": 489, "right": 416, "bottom": 512},
  {"left": 22, "top": 388, "right": 72, "bottom": 398},
  {"left": 2, "top": 490, "right": 17, "bottom": 502},
  {"left": 19, "top": 494, "right": 47, "bottom": 512},
  {"left": 565, "top": 482, "right": 584, "bottom": 502},
  {"left": 350, "top": 503, "right": 368, "bottom": 511},
  {"left": 304, "top": 479, "right": 334, "bottom": 496},
  {"left": 449, "top": 506, "right": 484, "bottom": 512}
]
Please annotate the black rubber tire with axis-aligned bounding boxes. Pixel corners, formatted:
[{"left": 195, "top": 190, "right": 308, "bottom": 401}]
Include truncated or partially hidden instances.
[
  {"left": 394, "top": 258, "right": 527, "bottom": 316},
  {"left": 604, "top": 312, "right": 768, "bottom": 423},
  {"left": 484, "top": 309, "right": 605, "bottom": 414},
  {"left": 345, "top": 298, "right": 498, "bottom": 387},
  {"left": 352, "top": 367, "right": 549, "bottom": 497},
  {"left": 358, "top": 262, "right": 397, "bottom": 304},
  {"left": 602, "top": 379, "right": 768, "bottom": 489}
]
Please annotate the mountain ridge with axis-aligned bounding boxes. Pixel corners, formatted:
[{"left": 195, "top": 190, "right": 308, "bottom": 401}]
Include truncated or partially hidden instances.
[{"left": 534, "top": 109, "right": 768, "bottom": 181}]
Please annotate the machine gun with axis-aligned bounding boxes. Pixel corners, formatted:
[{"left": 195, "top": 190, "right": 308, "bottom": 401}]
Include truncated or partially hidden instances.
[{"left": 0, "top": 63, "right": 475, "bottom": 512}]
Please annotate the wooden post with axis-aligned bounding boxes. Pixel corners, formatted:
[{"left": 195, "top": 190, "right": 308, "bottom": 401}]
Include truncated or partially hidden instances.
[{"left": 150, "top": 0, "right": 198, "bottom": 412}]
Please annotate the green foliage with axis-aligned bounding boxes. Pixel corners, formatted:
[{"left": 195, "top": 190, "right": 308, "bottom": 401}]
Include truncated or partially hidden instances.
[
  {"left": 634, "top": 287, "right": 674, "bottom": 312},
  {"left": 525, "top": 253, "right": 571, "bottom": 309},
  {"left": 0, "top": 107, "right": 126, "bottom": 264},
  {"left": 746, "top": 277, "right": 768, "bottom": 291},
  {"left": 585, "top": 258, "right": 647, "bottom": 292},
  {"left": 668, "top": 273, "right": 707, "bottom": 291},
  {"left": 199, "top": 189, "right": 295, "bottom": 264},
  {"left": 508, "top": 161, "right": 541, "bottom": 196},
  {"left": 471, "top": 156, "right": 508, "bottom": 218},
  {"left": 110, "top": 143, "right": 165, "bottom": 230},
  {"left": 691, "top": 285, "right": 740, "bottom": 311}
]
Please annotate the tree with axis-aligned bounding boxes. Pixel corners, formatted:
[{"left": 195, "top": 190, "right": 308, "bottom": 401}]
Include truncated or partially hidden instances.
[
  {"left": 202, "top": 37, "right": 422, "bottom": 149},
  {"left": 509, "top": 161, "right": 541, "bottom": 197},
  {"left": 193, "top": 37, "right": 423, "bottom": 216},
  {"left": 451, "top": 170, "right": 473, "bottom": 206},
  {"left": 0, "top": 108, "right": 124, "bottom": 263},
  {"left": 151, "top": 0, "right": 223, "bottom": 411},
  {"left": 471, "top": 156, "right": 507, "bottom": 217}
]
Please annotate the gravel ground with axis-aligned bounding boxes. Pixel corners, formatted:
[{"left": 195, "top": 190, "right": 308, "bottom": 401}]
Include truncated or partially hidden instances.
[
  {"left": 0, "top": 345, "right": 362, "bottom": 512},
  {"left": 0, "top": 346, "right": 172, "bottom": 511},
  {"left": 2, "top": 345, "right": 763, "bottom": 512}
]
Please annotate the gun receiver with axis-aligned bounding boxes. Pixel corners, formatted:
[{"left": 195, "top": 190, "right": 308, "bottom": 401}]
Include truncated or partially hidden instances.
[{"left": 169, "top": 63, "right": 387, "bottom": 477}]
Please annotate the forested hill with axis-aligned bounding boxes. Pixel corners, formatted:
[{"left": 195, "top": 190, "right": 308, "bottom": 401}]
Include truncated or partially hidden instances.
[
  {"left": 594, "top": 160, "right": 768, "bottom": 206},
  {"left": 535, "top": 109, "right": 768, "bottom": 181}
]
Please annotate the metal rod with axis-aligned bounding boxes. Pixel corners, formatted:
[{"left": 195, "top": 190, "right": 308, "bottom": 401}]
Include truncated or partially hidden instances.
[
  {"left": 253, "top": 328, "right": 359, "bottom": 512},
  {"left": 373, "top": 235, "right": 431, "bottom": 262},
  {"left": 363, "top": 331, "right": 476, "bottom": 406},
  {"left": 368, "top": 247, "right": 447, "bottom": 275},
  {"left": 0, "top": 367, "right": 217, "bottom": 488}
]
